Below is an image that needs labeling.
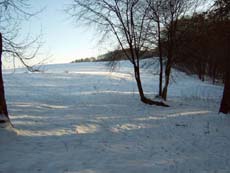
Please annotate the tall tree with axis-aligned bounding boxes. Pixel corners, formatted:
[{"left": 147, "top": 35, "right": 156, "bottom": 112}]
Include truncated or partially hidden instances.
[
  {"left": 0, "top": 33, "right": 9, "bottom": 123},
  {"left": 68, "top": 0, "right": 168, "bottom": 107},
  {"left": 212, "top": 0, "right": 230, "bottom": 114},
  {"left": 146, "top": 0, "right": 164, "bottom": 97},
  {"left": 0, "top": 0, "right": 40, "bottom": 125},
  {"left": 220, "top": 61, "right": 230, "bottom": 114},
  {"left": 158, "top": 0, "right": 200, "bottom": 100}
]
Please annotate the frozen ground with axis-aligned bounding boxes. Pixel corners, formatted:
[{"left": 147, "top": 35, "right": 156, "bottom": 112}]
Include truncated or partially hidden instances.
[{"left": 1, "top": 61, "right": 230, "bottom": 173}]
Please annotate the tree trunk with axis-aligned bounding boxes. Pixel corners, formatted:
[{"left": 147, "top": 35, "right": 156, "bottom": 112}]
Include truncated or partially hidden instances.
[
  {"left": 0, "top": 32, "right": 9, "bottom": 124},
  {"left": 162, "top": 24, "right": 174, "bottom": 101},
  {"left": 219, "top": 64, "right": 230, "bottom": 114},
  {"left": 159, "top": 56, "right": 163, "bottom": 97},
  {"left": 212, "top": 63, "right": 217, "bottom": 84},
  {"left": 134, "top": 66, "right": 145, "bottom": 100},
  {"left": 134, "top": 66, "right": 169, "bottom": 107},
  {"left": 162, "top": 61, "right": 171, "bottom": 101},
  {"left": 219, "top": 23, "right": 230, "bottom": 114},
  {"left": 157, "top": 21, "right": 163, "bottom": 97}
]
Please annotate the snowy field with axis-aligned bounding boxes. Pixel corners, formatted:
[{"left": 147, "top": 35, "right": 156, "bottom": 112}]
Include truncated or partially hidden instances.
[{"left": 1, "top": 61, "right": 230, "bottom": 173}]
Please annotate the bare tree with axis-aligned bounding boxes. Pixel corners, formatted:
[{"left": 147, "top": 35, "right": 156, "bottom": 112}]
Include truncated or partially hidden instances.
[
  {"left": 68, "top": 0, "right": 168, "bottom": 106},
  {"left": 0, "top": 0, "right": 41, "bottom": 125},
  {"left": 0, "top": 33, "right": 9, "bottom": 123},
  {"left": 158, "top": 0, "right": 200, "bottom": 100},
  {"left": 146, "top": 0, "right": 164, "bottom": 97}
]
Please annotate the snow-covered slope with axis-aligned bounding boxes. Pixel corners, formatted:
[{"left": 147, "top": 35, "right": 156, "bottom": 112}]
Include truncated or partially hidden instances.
[{"left": 1, "top": 61, "right": 229, "bottom": 173}]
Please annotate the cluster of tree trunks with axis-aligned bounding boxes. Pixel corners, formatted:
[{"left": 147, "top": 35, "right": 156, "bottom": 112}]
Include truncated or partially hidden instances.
[{"left": 134, "top": 66, "right": 169, "bottom": 107}]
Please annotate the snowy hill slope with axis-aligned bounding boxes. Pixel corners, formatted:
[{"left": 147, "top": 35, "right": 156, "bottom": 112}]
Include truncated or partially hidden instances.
[{"left": 1, "top": 61, "right": 229, "bottom": 173}]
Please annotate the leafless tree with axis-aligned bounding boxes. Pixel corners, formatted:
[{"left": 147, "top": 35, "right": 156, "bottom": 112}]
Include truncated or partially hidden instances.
[
  {"left": 68, "top": 0, "right": 168, "bottom": 106},
  {"left": 145, "top": 0, "right": 202, "bottom": 100},
  {"left": 0, "top": 0, "right": 41, "bottom": 125},
  {"left": 156, "top": 0, "right": 201, "bottom": 100},
  {"left": 146, "top": 0, "right": 165, "bottom": 97}
]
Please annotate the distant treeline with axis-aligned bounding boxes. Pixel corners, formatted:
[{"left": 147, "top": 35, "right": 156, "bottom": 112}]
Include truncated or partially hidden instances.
[
  {"left": 71, "top": 57, "right": 97, "bottom": 63},
  {"left": 97, "top": 49, "right": 158, "bottom": 61},
  {"left": 71, "top": 49, "right": 158, "bottom": 63}
]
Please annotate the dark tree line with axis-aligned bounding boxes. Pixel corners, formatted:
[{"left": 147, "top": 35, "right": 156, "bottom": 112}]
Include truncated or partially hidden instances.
[
  {"left": 169, "top": 13, "right": 229, "bottom": 84},
  {"left": 163, "top": 0, "right": 230, "bottom": 113},
  {"left": 212, "top": 0, "right": 230, "bottom": 114}
]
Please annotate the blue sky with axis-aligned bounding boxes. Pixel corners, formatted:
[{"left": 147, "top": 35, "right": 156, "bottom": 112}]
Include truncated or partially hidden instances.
[
  {"left": 21, "top": 0, "right": 103, "bottom": 65},
  {"left": 6, "top": 0, "right": 213, "bottom": 68}
]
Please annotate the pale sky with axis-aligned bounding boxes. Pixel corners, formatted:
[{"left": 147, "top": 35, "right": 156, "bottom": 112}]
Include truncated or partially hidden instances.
[
  {"left": 3, "top": 0, "right": 213, "bottom": 68},
  {"left": 22, "top": 0, "right": 212, "bottom": 66},
  {"left": 19, "top": 0, "right": 105, "bottom": 65}
]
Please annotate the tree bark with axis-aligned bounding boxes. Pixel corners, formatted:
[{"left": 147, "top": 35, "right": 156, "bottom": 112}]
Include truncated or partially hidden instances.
[
  {"left": 157, "top": 20, "right": 163, "bottom": 97},
  {"left": 0, "top": 32, "right": 9, "bottom": 123},
  {"left": 219, "top": 63, "right": 230, "bottom": 114},
  {"left": 162, "top": 22, "right": 174, "bottom": 101},
  {"left": 162, "top": 61, "right": 171, "bottom": 101},
  {"left": 219, "top": 19, "right": 230, "bottom": 114},
  {"left": 134, "top": 66, "right": 169, "bottom": 107}
]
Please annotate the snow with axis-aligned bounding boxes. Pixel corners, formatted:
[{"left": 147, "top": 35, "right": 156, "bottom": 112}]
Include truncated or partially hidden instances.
[
  {"left": 0, "top": 114, "right": 8, "bottom": 121},
  {"left": 1, "top": 61, "right": 230, "bottom": 173}
]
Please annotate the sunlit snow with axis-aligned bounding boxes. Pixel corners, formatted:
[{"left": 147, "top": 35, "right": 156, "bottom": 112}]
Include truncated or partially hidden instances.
[{"left": 1, "top": 61, "right": 229, "bottom": 173}]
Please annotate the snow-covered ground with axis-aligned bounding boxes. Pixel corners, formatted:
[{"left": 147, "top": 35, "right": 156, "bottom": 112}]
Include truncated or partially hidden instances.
[{"left": 1, "top": 61, "right": 230, "bottom": 173}]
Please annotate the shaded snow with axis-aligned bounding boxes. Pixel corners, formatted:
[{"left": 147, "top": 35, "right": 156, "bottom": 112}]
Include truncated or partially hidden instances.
[
  {"left": 0, "top": 114, "right": 8, "bottom": 121},
  {"left": 1, "top": 61, "right": 229, "bottom": 173}
]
